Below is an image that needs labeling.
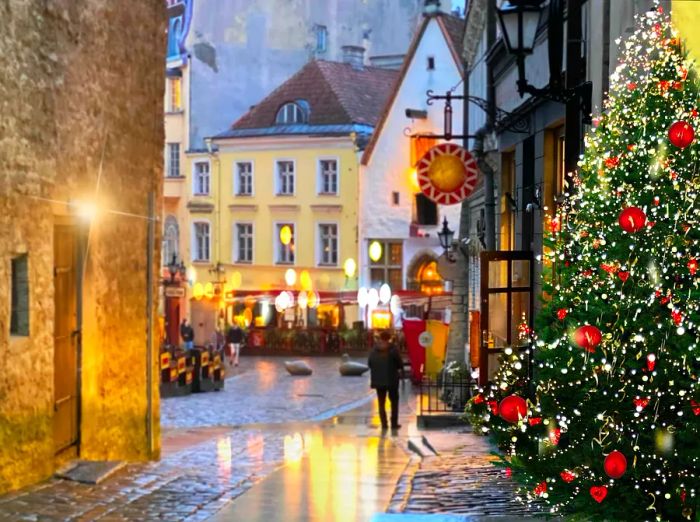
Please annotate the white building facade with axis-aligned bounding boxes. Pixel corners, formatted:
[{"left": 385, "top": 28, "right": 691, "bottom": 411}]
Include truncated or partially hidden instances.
[{"left": 359, "top": 12, "right": 466, "bottom": 315}]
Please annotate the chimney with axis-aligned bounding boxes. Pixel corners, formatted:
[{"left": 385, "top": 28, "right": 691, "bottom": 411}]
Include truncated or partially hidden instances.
[
  {"left": 341, "top": 45, "right": 365, "bottom": 70},
  {"left": 423, "top": 0, "right": 442, "bottom": 17},
  {"left": 369, "top": 54, "right": 405, "bottom": 70}
]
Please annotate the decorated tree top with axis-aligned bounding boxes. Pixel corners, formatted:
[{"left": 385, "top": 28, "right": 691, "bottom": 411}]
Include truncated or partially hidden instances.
[{"left": 500, "top": 6, "right": 700, "bottom": 520}]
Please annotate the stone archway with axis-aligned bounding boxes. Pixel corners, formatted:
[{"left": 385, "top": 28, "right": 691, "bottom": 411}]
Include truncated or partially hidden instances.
[{"left": 406, "top": 250, "right": 443, "bottom": 294}]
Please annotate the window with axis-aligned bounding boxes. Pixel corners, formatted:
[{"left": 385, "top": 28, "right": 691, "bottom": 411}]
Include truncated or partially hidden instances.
[
  {"left": 193, "top": 161, "right": 210, "bottom": 195},
  {"left": 413, "top": 193, "right": 438, "bottom": 225},
  {"left": 275, "top": 223, "right": 295, "bottom": 264},
  {"left": 427, "top": 56, "right": 435, "bottom": 70},
  {"left": 500, "top": 152, "right": 515, "bottom": 250},
  {"left": 10, "top": 255, "right": 29, "bottom": 336},
  {"left": 276, "top": 161, "right": 295, "bottom": 195},
  {"left": 193, "top": 222, "right": 210, "bottom": 262},
  {"left": 318, "top": 224, "right": 338, "bottom": 266},
  {"left": 318, "top": 159, "right": 338, "bottom": 194},
  {"left": 236, "top": 223, "right": 254, "bottom": 263},
  {"left": 163, "top": 216, "right": 179, "bottom": 265},
  {"left": 235, "top": 162, "right": 253, "bottom": 195},
  {"left": 168, "top": 77, "right": 182, "bottom": 111},
  {"left": 276, "top": 102, "right": 308, "bottom": 124},
  {"left": 167, "top": 143, "right": 180, "bottom": 178},
  {"left": 316, "top": 25, "right": 328, "bottom": 53},
  {"left": 392, "top": 191, "right": 400, "bottom": 206},
  {"left": 369, "top": 240, "right": 403, "bottom": 290},
  {"left": 167, "top": 15, "right": 184, "bottom": 60}
]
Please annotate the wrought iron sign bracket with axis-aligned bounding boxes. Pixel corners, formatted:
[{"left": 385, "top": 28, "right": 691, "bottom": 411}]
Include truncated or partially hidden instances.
[{"left": 406, "top": 90, "right": 530, "bottom": 141}]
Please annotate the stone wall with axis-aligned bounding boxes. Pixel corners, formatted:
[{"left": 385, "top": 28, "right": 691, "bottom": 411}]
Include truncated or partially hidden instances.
[{"left": 0, "top": 0, "right": 165, "bottom": 492}]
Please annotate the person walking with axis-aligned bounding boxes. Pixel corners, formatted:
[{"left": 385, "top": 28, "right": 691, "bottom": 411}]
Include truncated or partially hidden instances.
[
  {"left": 368, "top": 330, "right": 403, "bottom": 431},
  {"left": 211, "top": 325, "right": 225, "bottom": 355},
  {"left": 226, "top": 322, "right": 244, "bottom": 366},
  {"left": 180, "top": 318, "right": 194, "bottom": 350}
]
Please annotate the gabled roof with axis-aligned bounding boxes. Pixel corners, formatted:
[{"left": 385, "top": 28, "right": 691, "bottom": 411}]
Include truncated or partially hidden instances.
[
  {"left": 214, "top": 60, "right": 398, "bottom": 139},
  {"left": 361, "top": 13, "right": 466, "bottom": 165}
]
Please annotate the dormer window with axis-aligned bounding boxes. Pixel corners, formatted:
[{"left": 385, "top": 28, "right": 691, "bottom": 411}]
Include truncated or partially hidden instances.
[{"left": 276, "top": 100, "right": 309, "bottom": 124}]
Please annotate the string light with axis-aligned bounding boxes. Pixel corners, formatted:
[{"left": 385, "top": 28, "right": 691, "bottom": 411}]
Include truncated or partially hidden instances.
[{"left": 466, "top": 5, "right": 700, "bottom": 520}]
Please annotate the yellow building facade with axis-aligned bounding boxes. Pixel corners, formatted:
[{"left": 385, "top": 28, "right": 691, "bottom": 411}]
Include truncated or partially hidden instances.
[
  {"left": 182, "top": 57, "right": 398, "bottom": 342},
  {"left": 185, "top": 137, "right": 360, "bottom": 337}
]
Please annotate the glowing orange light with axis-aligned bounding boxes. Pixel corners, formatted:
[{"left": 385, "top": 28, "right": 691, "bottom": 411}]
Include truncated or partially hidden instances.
[
  {"left": 193, "top": 282, "right": 204, "bottom": 300},
  {"left": 409, "top": 167, "right": 420, "bottom": 192},
  {"left": 204, "top": 282, "right": 215, "bottom": 300},
  {"left": 300, "top": 270, "right": 313, "bottom": 291},
  {"left": 369, "top": 241, "right": 383, "bottom": 262},
  {"left": 280, "top": 225, "right": 293, "bottom": 245},
  {"left": 371, "top": 310, "right": 392, "bottom": 329},
  {"left": 230, "top": 271, "right": 242, "bottom": 289}
]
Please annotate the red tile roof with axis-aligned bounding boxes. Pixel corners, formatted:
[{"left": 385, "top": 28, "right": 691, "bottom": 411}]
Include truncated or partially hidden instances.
[{"left": 230, "top": 60, "right": 399, "bottom": 130}]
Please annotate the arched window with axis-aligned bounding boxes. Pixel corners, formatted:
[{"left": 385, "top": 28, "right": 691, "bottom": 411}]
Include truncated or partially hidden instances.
[
  {"left": 163, "top": 216, "right": 179, "bottom": 266},
  {"left": 275, "top": 100, "right": 309, "bottom": 124},
  {"left": 417, "top": 260, "right": 443, "bottom": 294}
]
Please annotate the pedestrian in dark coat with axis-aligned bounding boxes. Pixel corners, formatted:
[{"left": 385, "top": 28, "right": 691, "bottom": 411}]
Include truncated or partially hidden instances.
[
  {"left": 180, "top": 318, "right": 194, "bottom": 350},
  {"left": 368, "top": 330, "right": 403, "bottom": 431}
]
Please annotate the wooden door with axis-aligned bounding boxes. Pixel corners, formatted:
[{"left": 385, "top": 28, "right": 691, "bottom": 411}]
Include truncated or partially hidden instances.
[
  {"left": 54, "top": 224, "right": 79, "bottom": 454},
  {"left": 479, "top": 251, "right": 534, "bottom": 385},
  {"left": 166, "top": 296, "right": 180, "bottom": 346}
]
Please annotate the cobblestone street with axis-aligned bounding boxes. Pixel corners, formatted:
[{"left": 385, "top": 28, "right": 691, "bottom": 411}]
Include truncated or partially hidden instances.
[
  {"left": 161, "top": 357, "right": 374, "bottom": 428},
  {"left": 0, "top": 357, "right": 381, "bottom": 521},
  {"left": 0, "top": 357, "right": 540, "bottom": 521},
  {"left": 385, "top": 429, "right": 541, "bottom": 521}
]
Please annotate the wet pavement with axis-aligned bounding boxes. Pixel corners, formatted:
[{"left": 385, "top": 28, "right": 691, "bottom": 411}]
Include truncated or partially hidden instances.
[
  {"left": 161, "top": 357, "right": 375, "bottom": 429},
  {"left": 0, "top": 356, "right": 402, "bottom": 522},
  {"left": 385, "top": 428, "right": 539, "bottom": 520},
  {"left": 0, "top": 356, "right": 539, "bottom": 521}
]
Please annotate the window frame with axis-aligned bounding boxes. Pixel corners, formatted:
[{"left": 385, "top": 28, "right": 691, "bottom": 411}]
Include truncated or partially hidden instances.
[
  {"left": 167, "top": 77, "right": 182, "bottom": 112},
  {"left": 234, "top": 221, "right": 254, "bottom": 264},
  {"left": 10, "top": 254, "right": 29, "bottom": 337},
  {"left": 275, "top": 159, "right": 296, "bottom": 196},
  {"left": 317, "top": 222, "right": 339, "bottom": 267},
  {"left": 317, "top": 157, "right": 340, "bottom": 195},
  {"left": 192, "top": 159, "right": 211, "bottom": 196},
  {"left": 274, "top": 221, "right": 296, "bottom": 265},
  {"left": 233, "top": 160, "right": 254, "bottom": 196},
  {"left": 315, "top": 25, "right": 328, "bottom": 53},
  {"left": 163, "top": 215, "right": 179, "bottom": 266},
  {"left": 191, "top": 220, "right": 211, "bottom": 263},
  {"left": 368, "top": 239, "right": 403, "bottom": 290},
  {"left": 275, "top": 102, "right": 307, "bottom": 125},
  {"left": 166, "top": 142, "right": 181, "bottom": 178}
]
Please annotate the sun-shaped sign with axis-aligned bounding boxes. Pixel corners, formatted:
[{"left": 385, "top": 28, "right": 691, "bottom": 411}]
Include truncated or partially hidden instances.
[{"left": 416, "top": 143, "right": 479, "bottom": 205}]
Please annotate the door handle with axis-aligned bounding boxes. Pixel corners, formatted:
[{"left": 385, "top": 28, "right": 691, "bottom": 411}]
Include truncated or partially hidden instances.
[
  {"left": 71, "top": 329, "right": 81, "bottom": 339},
  {"left": 54, "top": 396, "right": 71, "bottom": 411}
]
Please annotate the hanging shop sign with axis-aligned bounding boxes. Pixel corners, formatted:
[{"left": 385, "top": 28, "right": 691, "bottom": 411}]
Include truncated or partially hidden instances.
[
  {"left": 418, "top": 331, "right": 434, "bottom": 348},
  {"left": 416, "top": 143, "right": 479, "bottom": 205},
  {"left": 164, "top": 286, "right": 186, "bottom": 298}
]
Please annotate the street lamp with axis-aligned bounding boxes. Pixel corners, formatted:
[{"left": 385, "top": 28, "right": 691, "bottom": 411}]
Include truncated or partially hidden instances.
[
  {"left": 166, "top": 254, "right": 186, "bottom": 283},
  {"left": 497, "top": 0, "right": 591, "bottom": 193},
  {"left": 437, "top": 217, "right": 455, "bottom": 259},
  {"left": 496, "top": 0, "right": 543, "bottom": 56}
]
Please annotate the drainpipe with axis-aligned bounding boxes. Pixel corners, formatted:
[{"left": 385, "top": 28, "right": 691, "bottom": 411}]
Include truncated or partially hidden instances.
[
  {"left": 473, "top": 0, "right": 497, "bottom": 251},
  {"left": 146, "top": 190, "right": 155, "bottom": 456}
]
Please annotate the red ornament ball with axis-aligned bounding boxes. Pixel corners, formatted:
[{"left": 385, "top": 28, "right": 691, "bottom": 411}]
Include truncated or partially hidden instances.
[
  {"left": 669, "top": 120, "right": 695, "bottom": 148},
  {"left": 574, "top": 325, "right": 602, "bottom": 352},
  {"left": 618, "top": 207, "right": 646, "bottom": 233},
  {"left": 499, "top": 394, "right": 527, "bottom": 423},
  {"left": 604, "top": 450, "right": 627, "bottom": 479}
]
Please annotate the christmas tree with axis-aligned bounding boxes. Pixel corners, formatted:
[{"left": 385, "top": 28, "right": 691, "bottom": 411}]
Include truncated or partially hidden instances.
[{"left": 494, "top": 6, "right": 700, "bottom": 520}]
